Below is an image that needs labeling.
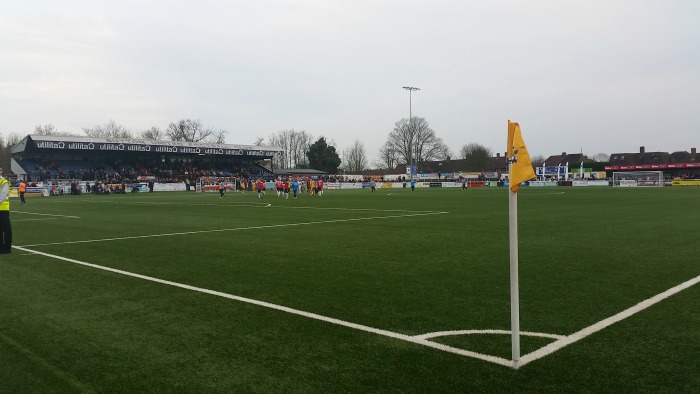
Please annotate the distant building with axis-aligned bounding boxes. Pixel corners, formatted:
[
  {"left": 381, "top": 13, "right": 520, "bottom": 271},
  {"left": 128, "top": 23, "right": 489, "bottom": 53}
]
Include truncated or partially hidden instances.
[
  {"left": 542, "top": 152, "right": 594, "bottom": 167},
  {"left": 605, "top": 147, "right": 699, "bottom": 178},
  {"left": 273, "top": 168, "right": 327, "bottom": 179}
]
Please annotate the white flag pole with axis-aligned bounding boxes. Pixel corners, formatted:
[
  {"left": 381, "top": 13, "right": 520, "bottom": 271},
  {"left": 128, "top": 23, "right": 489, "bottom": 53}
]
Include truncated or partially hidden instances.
[
  {"left": 508, "top": 159, "right": 520, "bottom": 369},
  {"left": 542, "top": 162, "right": 546, "bottom": 182}
]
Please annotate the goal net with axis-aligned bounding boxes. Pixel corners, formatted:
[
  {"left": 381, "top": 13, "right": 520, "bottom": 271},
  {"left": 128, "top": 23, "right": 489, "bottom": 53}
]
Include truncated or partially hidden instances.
[
  {"left": 196, "top": 177, "right": 238, "bottom": 192},
  {"left": 612, "top": 171, "right": 663, "bottom": 187}
]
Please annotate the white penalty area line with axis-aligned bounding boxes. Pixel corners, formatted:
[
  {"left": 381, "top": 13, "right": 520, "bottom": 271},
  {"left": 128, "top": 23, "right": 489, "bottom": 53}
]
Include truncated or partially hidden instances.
[
  {"left": 20, "top": 211, "right": 448, "bottom": 247},
  {"left": 13, "top": 245, "right": 513, "bottom": 368},
  {"left": 518, "top": 273, "right": 700, "bottom": 368}
]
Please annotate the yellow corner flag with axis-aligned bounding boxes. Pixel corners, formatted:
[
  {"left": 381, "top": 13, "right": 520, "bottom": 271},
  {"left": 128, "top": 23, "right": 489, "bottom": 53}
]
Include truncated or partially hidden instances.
[{"left": 507, "top": 121, "right": 536, "bottom": 193}]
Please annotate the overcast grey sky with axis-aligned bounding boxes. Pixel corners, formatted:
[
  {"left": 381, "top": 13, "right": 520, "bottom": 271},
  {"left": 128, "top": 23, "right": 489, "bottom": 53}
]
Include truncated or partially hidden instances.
[{"left": 1, "top": 0, "right": 698, "bottom": 162}]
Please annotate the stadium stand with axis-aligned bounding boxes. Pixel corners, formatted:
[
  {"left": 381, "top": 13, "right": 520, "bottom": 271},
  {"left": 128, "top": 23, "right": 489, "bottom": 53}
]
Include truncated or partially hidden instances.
[{"left": 10, "top": 135, "right": 282, "bottom": 184}]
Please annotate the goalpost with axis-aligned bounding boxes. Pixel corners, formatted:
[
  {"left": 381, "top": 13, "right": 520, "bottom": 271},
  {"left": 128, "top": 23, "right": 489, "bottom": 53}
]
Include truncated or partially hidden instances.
[
  {"left": 196, "top": 177, "right": 238, "bottom": 192},
  {"left": 612, "top": 171, "right": 664, "bottom": 187}
]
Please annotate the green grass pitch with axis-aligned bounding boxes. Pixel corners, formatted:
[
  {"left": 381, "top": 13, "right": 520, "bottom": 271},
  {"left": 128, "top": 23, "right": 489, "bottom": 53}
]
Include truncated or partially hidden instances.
[{"left": 0, "top": 186, "right": 698, "bottom": 393}]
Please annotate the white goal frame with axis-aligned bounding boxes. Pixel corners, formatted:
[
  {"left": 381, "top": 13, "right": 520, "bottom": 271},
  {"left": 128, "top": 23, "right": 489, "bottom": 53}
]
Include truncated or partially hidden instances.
[
  {"left": 612, "top": 171, "right": 663, "bottom": 187},
  {"left": 196, "top": 177, "right": 238, "bottom": 192}
]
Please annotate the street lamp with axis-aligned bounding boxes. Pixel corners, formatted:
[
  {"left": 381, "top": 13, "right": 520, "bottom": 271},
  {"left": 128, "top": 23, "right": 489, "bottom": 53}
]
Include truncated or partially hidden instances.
[{"left": 402, "top": 86, "right": 420, "bottom": 181}]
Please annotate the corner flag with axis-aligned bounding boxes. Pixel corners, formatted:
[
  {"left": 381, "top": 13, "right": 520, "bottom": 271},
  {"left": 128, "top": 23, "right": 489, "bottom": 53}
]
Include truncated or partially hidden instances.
[
  {"left": 507, "top": 121, "right": 536, "bottom": 192},
  {"left": 506, "top": 120, "right": 537, "bottom": 369}
]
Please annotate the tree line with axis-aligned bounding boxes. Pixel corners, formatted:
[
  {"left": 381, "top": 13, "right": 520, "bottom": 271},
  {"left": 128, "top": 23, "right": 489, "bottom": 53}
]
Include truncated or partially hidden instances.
[
  {"left": 0, "top": 116, "right": 612, "bottom": 176},
  {"left": 0, "top": 119, "right": 228, "bottom": 174}
]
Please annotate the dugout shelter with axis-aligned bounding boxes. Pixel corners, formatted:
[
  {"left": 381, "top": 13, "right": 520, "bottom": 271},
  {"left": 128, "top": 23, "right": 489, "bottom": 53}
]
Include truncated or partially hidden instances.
[{"left": 10, "top": 135, "right": 283, "bottom": 183}]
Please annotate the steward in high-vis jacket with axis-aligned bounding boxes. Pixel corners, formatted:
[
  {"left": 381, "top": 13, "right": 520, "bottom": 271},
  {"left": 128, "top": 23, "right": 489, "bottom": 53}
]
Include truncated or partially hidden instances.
[
  {"left": 18, "top": 180, "right": 26, "bottom": 204},
  {"left": 0, "top": 166, "right": 12, "bottom": 254}
]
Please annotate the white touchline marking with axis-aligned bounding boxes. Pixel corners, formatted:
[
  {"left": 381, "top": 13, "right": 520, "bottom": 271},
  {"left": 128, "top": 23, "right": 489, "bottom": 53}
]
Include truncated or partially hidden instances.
[
  {"left": 76, "top": 199, "right": 442, "bottom": 214},
  {"left": 518, "top": 274, "right": 700, "bottom": 368},
  {"left": 414, "top": 329, "right": 566, "bottom": 340},
  {"left": 14, "top": 211, "right": 80, "bottom": 219},
  {"left": 267, "top": 206, "right": 442, "bottom": 213},
  {"left": 13, "top": 245, "right": 513, "bottom": 368},
  {"left": 20, "top": 211, "right": 448, "bottom": 247},
  {"left": 532, "top": 191, "right": 566, "bottom": 195}
]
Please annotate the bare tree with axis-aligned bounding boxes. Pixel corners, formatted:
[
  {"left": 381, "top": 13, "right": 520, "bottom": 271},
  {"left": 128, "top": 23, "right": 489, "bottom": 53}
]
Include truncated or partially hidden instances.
[
  {"left": 138, "top": 126, "right": 164, "bottom": 140},
  {"left": 530, "top": 154, "right": 546, "bottom": 167},
  {"left": 211, "top": 128, "right": 228, "bottom": 144},
  {"left": 385, "top": 117, "right": 449, "bottom": 165},
  {"left": 376, "top": 141, "right": 399, "bottom": 170},
  {"left": 590, "top": 153, "right": 610, "bottom": 162},
  {"left": 0, "top": 132, "right": 24, "bottom": 170},
  {"left": 434, "top": 145, "right": 453, "bottom": 161},
  {"left": 83, "top": 119, "right": 132, "bottom": 139},
  {"left": 343, "top": 140, "right": 368, "bottom": 173},
  {"left": 253, "top": 136, "right": 265, "bottom": 146},
  {"left": 460, "top": 143, "right": 493, "bottom": 171},
  {"left": 34, "top": 123, "right": 76, "bottom": 136},
  {"left": 266, "top": 131, "right": 289, "bottom": 169},
  {"left": 4, "top": 132, "right": 23, "bottom": 148},
  {"left": 265, "top": 129, "right": 314, "bottom": 169},
  {"left": 166, "top": 119, "right": 212, "bottom": 142},
  {"left": 291, "top": 130, "right": 313, "bottom": 168}
]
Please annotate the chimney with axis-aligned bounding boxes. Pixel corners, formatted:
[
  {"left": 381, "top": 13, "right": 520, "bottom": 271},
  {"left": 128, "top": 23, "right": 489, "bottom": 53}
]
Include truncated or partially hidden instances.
[
  {"left": 561, "top": 152, "right": 566, "bottom": 156},
  {"left": 640, "top": 146, "right": 645, "bottom": 154},
  {"left": 496, "top": 152, "right": 500, "bottom": 158},
  {"left": 692, "top": 148, "right": 696, "bottom": 155}
]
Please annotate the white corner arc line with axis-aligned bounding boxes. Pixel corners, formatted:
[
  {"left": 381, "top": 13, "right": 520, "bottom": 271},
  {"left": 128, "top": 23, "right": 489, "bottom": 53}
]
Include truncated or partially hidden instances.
[
  {"left": 14, "top": 245, "right": 512, "bottom": 368},
  {"left": 20, "top": 212, "right": 447, "bottom": 247},
  {"left": 518, "top": 274, "right": 700, "bottom": 367},
  {"left": 414, "top": 329, "right": 566, "bottom": 340}
]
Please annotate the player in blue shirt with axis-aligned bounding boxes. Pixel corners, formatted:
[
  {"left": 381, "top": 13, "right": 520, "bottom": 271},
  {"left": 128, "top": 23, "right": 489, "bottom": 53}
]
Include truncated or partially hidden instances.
[{"left": 291, "top": 179, "right": 299, "bottom": 199}]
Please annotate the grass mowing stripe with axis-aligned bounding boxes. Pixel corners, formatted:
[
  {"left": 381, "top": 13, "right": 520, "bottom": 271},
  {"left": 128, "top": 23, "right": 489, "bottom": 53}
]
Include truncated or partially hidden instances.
[
  {"left": 519, "top": 274, "right": 700, "bottom": 367},
  {"left": 19, "top": 211, "right": 448, "bottom": 247},
  {"left": 0, "top": 332, "right": 92, "bottom": 392},
  {"left": 14, "top": 245, "right": 513, "bottom": 368}
]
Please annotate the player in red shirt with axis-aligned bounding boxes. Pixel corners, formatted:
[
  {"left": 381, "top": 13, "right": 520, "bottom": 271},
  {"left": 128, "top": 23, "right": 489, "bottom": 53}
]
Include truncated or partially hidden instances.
[
  {"left": 283, "top": 179, "right": 290, "bottom": 199},
  {"left": 256, "top": 179, "right": 265, "bottom": 199},
  {"left": 277, "top": 179, "right": 284, "bottom": 197},
  {"left": 317, "top": 179, "right": 324, "bottom": 196}
]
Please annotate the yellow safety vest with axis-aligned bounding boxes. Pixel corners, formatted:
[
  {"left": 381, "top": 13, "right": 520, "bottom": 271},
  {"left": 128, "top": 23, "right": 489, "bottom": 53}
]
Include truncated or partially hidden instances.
[{"left": 0, "top": 177, "right": 9, "bottom": 211}]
